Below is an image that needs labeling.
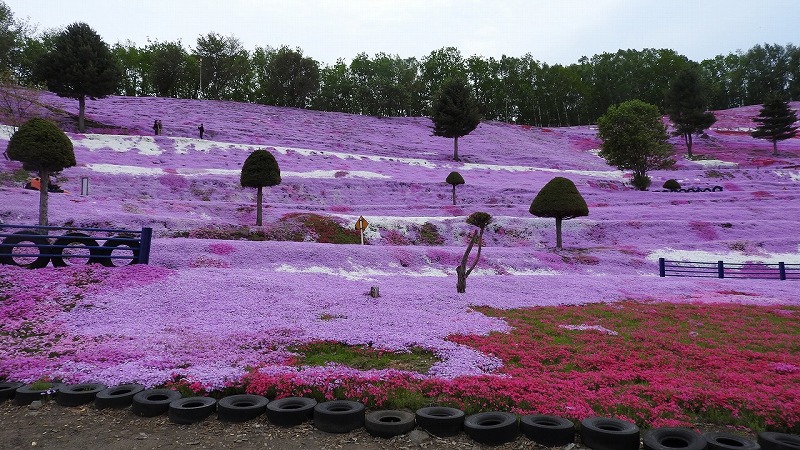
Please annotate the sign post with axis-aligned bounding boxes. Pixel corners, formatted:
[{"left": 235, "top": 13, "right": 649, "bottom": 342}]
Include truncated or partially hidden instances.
[{"left": 354, "top": 215, "right": 369, "bottom": 245}]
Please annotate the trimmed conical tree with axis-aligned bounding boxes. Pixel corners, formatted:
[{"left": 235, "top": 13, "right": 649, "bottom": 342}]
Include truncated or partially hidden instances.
[
  {"left": 240, "top": 149, "right": 281, "bottom": 226},
  {"left": 751, "top": 95, "right": 798, "bottom": 156},
  {"left": 431, "top": 77, "right": 480, "bottom": 161},
  {"left": 7, "top": 118, "right": 76, "bottom": 226},
  {"left": 445, "top": 171, "right": 465, "bottom": 205},
  {"left": 529, "top": 177, "right": 589, "bottom": 249}
]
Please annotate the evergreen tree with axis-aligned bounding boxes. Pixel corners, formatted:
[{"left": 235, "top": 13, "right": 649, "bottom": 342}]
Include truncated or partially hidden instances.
[
  {"left": 431, "top": 77, "right": 480, "bottom": 161},
  {"left": 665, "top": 68, "right": 717, "bottom": 158},
  {"left": 445, "top": 171, "right": 464, "bottom": 205},
  {"left": 35, "top": 23, "right": 120, "bottom": 132},
  {"left": 751, "top": 95, "right": 798, "bottom": 156},
  {"left": 240, "top": 149, "right": 281, "bottom": 226},
  {"left": 6, "top": 118, "right": 75, "bottom": 225},
  {"left": 529, "top": 177, "right": 589, "bottom": 249},
  {"left": 597, "top": 99, "right": 674, "bottom": 191}
]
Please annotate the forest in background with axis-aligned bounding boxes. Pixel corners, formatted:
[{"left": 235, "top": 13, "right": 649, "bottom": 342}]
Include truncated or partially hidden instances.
[{"left": 1, "top": 1, "right": 798, "bottom": 127}]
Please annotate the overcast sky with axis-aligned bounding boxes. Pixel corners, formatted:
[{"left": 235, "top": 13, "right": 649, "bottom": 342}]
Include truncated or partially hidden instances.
[{"left": 6, "top": 0, "right": 798, "bottom": 66}]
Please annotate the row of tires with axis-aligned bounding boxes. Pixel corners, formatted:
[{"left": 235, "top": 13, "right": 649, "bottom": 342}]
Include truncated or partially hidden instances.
[
  {"left": 0, "top": 231, "right": 138, "bottom": 268},
  {"left": 2, "top": 382, "right": 798, "bottom": 449},
  {"left": 661, "top": 186, "right": 724, "bottom": 193}
]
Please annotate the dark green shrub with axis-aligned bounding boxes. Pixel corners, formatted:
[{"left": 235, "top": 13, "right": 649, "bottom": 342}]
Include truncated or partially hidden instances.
[
  {"left": 663, "top": 179, "right": 681, "bottom": 191},
  {"left": 631, "top": 173, "right": 652, "bottom": 191}
]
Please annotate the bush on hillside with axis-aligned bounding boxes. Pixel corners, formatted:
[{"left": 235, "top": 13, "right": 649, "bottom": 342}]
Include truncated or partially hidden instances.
[{"left": 663, "top": 179, "right": 681, "bottom": 191}]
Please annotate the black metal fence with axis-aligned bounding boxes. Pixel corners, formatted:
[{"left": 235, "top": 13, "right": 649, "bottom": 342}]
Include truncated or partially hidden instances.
[
  {"left": 659, "top": 258, "right": 799, "bottom": 280},
  {"left": 0, "top": 224, "right": 152, "bottom": 268}
]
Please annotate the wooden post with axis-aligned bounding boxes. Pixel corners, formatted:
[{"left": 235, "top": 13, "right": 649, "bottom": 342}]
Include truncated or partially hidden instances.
[
  {"left": 658, "top": 258, "right": 666, "bottom": 277},
  {"left": 717, "top": 260, "right": 725, "bottom": 278},
  {"left": 779, "top": 262, "right": 786, "bottom": 280},
  {"left": 138, "top": 227, "right": 153, "bottom": 264}
]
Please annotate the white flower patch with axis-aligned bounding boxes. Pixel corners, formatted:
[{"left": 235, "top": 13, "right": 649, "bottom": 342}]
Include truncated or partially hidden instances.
[
  {"left": 271, "top": 145, "right": 438, "bottom": 168},
  {"left": 649, "top": 248, "right": 800, "bottom": 264},
  {"left": 688, "top": 159, "right": 738, "bottom": 168},
  {"left": 460, "top": 162, "right": 624, "bottom": 179},
  {"left": 85, "top": 163, "right": 165, "bottom": 175},
  {"left": 559, "top": 324, "right": 618, "bottom": 335},
  {"left": 773, "top": 170, "right": 800, "bottom": 182},
  {"left": 76, "top": 134, "right": 163, "bottom": 155}
]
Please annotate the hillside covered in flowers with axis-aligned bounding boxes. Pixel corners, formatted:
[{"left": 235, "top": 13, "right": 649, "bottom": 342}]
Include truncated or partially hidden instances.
[{"left": 1, "top": 94, "right": 799, "bottom": 430}]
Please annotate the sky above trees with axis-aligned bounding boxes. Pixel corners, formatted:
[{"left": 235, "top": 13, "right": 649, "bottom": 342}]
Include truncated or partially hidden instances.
[{"left": 6, "top": 0, "right": 799, "bottom": 66}]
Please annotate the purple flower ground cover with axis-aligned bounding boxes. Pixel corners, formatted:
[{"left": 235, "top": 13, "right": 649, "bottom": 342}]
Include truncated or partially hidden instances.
[{"left": 1, "top": 94, "right": 799, "bottom": 423}]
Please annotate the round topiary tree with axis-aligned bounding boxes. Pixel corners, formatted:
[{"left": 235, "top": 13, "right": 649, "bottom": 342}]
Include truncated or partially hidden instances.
[
  {"left": 445, "top": 171, "right": 465, "bottom": 205},
  {"left": 662, "top": 179, "right": 681, "bottom": 191},
  {"left": 529, "top": 177, "right": 589, "bottom": 249},
  {"left": 7, "top": 117, "right": 75, "bottom": 226},
  {"left": 240, "top": 149, "right": 281, "bottom": 226}
]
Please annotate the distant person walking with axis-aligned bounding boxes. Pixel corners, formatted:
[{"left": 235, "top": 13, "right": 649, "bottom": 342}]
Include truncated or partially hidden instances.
[
  {"left": 198, "top": 123, "right": 205, "bottom": 139},
  {"left": 153, "top": 119, "right": 159, "bottom": 135},
  {"left": 157, "top": 120, "right": 163, "bottom": 135}
]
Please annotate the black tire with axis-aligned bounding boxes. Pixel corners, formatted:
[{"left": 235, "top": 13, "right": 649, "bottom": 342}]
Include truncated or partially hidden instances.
[
  {"left": 643, "top": 427, "right": 707, "bottom": 450},
  {"left": 364, "top": 410, "right": 416, "bottom": 438},
  {"left": 168, "top": 397, "right": 217, "bottom": 424},
  {"left": 463, "top": 411, "right": 519, "bottom": 445},
  {"left": 415, "top": 406, "right": 465, "bottom": 437},
  {"left": 13, "top": 383, "right": 64, "bottom": 406},
  {"left": 702, "top": 188, "right": 712, "bottom": 192},
  {"left": 56, "top": 383, "right": 107, "bottom": 407},
  {"left": 712, "top": 186, "right": 724, "bottom": 192},
  {"left": 266, "top": 397, "right": 317, "bottom": 427},
  {"left": 131, "top": 389, "right": 181, "bottom": 417},
  {"left": 50, "top": 233, "right": 102, "bottom": 267},
  {"left": 313, "top": 400, "right": 366, "bottom": 433},
  {"left": 520, "top": 414, "right": 575, "bottom": 447},
  {"left": 95, "top": 384, "right": 145, "bottom": 409},
  {"left": 679, "top": 189, "right": 688, "bottom": 192},
  {"left": 217, "top": 394, "right": 269, "bottom": 423},
  {"left": 0, "top": 232, "right": 50, "bottom": 268},
  {"left": 580, "top": 417, "right": 640, "bottom": 450},
  {"left": 97, "top": 236, "right": 140, "bottom": 267},
  {"left": 703, "top": 432, "right": 760, "bottom": 450},
  {"left": 0, "top": 382, "right": 24, "bottom": 401},
  {"left": 758, "top": 432, "right": 800, "bottom": 450}
]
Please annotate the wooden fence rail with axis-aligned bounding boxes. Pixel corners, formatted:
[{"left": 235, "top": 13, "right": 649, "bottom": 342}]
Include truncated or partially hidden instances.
[
  {"left": 0, "top": 224, "right": 152, "bottom": 268},
  {"left": 659, "top": 258, "right": 799, "bottom": 280}
]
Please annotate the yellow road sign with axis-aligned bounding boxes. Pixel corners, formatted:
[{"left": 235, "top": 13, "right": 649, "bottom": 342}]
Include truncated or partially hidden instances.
[{"left": 355, "top": 216, "right": 369, "bottom": 231}]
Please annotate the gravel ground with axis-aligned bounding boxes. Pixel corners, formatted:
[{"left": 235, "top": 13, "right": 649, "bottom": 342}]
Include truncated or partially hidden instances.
[{"left": 0, "top": 400, "right": 567, "bottom": 450}]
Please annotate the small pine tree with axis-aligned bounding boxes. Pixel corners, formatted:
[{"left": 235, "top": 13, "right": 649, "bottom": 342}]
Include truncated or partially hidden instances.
[
  {"left": 529, "top": 177, "right": 589, "bottom": 249},
  {"left": 456, "top": 212, "right": 491, "bottom": 293},
  {"left": 751, "top": 95, "right": 798, "bottom": 156},
  {"left": 664, "top": 69, "right": 717, "bottom": 159},
  {"left": 445, "top": 171, "right": 465, "bottom": 205},
  {"left": 7, "top": 118, "right": 75, "bottom": 225},
  {"left": 240, "top": 149, "right": 281, "bottom": 226},
  {"left": 431, "top": 77, "right": 480, "bottom": 161}
]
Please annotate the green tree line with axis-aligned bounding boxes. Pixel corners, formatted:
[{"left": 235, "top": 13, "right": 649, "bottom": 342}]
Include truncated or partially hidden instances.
[{"left": 1, "top": 2, "right": 798, "bottom": 126}]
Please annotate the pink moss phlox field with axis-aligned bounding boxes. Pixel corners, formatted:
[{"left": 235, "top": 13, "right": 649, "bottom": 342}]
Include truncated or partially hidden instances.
[{"left": 1, "top": 94, "right": 799, "bottom": 429}]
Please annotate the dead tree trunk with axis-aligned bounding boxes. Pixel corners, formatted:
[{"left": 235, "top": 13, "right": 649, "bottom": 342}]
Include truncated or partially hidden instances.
[{"left": 456, "top": 228, "right": 485, "bottom": 293}]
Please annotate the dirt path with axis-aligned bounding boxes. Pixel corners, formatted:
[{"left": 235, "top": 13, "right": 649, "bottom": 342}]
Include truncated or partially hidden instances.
[{"left": 0, "top": 401, "right": 557, "bottom": 450}]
